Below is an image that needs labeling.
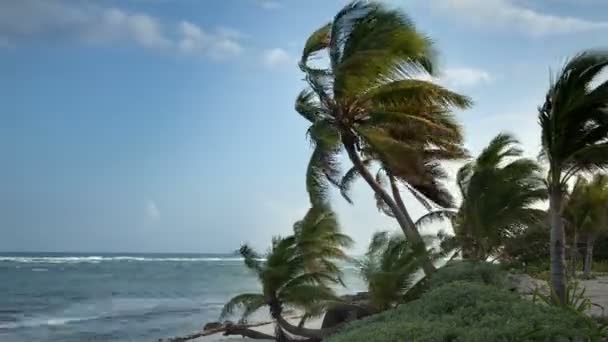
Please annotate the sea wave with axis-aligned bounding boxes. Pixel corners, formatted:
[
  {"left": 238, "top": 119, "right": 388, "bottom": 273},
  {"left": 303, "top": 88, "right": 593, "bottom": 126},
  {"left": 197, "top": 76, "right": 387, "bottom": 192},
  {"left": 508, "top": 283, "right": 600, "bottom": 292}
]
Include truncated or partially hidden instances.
[
  {"left": 0, "top": 256, "right": 256, "bottom": 264},
  {"left": 0, "top": 316, "right": 98, "bottom": 329}
]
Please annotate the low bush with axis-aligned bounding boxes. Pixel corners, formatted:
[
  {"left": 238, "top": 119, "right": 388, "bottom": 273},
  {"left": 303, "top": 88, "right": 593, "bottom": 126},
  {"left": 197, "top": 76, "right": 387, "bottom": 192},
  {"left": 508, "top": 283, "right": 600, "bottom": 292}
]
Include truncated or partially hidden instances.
[
  {"left": 327, "top": 282, "right": 602, "bottom": 342},
  {"left": 429, "top": 260, "right": 505, "bottom": 288}
]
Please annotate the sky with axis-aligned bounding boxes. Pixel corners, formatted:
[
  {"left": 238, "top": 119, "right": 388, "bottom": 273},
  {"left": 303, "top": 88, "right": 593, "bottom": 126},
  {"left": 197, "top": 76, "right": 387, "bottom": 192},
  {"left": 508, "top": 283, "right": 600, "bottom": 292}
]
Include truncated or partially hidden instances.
[{"left": 1, "top": 0, "right": 608, "bottom": 254}]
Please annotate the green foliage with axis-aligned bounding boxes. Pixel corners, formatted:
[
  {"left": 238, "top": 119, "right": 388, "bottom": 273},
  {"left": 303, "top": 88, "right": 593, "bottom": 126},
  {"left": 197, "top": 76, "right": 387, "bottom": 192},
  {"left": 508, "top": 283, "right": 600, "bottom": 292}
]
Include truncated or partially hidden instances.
[
  {"left": 450, "top": 133, "right": 547, "bottom": 260},
  {"left": 221, "top": 206, "right": 350, "bottom": 322},
  {"left": 327, "top": 283, "right": 603, "bottom": 342},
  {"left": 357, "top": 231, "right": 428, "bottom": 311},
  {"left": 539, "top": 50, "right": 608, "bottom": 183},
  {"left": 429, "top": 261, "right": 506, "bottom": 289},
  {"left": 533, "top": 281, "right": 592, "bottom": 315},
  {"left": 502, "top": 227, "right": 550, "bottom": 268},
  {"left": 296, "top": 0, "right": 470, "bottom": 209}
]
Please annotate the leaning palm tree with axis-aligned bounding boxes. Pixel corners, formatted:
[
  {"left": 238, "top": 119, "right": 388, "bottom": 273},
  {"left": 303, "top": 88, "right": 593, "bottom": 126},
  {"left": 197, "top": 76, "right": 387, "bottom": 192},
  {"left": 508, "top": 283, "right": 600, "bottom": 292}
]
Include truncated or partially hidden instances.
[
  {"left": 421, "top": 133, "right": 547, "bottom": 260},
  {"left": 538, "top": 50, "right": 608, "bottom": 303},
  {"left": 221, "top": 206, "right": 352, "bottom": 340},
  {"left": 358, "top": 231, "right": 429, "bottom": 312},
  {"left": 221, "top": 238, "right": 340, "bottom": 340},
  {"left": 293, "top": 205, "right": 354, "bottom": 277},
  {"left": 296, "top": 0, "right": 471, "bottom": 276}
]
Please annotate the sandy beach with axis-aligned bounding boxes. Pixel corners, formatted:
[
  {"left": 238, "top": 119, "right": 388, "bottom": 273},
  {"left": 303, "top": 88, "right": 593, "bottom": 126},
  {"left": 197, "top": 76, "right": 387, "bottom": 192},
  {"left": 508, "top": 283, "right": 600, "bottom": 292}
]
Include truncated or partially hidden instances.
[{"left": 190, "top": 316, "right": 324, "bottom": 342}]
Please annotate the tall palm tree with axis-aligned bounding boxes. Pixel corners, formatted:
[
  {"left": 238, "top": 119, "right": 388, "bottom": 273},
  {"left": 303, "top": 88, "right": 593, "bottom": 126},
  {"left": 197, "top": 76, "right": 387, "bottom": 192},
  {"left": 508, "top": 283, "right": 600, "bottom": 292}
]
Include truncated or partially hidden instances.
[
  {"left": 421, "top": 133, "right": 547, "bottom": 260},
  {"left": 538, "top": 50, "right": 608, "bottom": 303},
  {"left": 358, "top": 231, "right": 429, "bottom": 312},
  {"left": 296, "top": 0, "right": 471, "bottom": 276},
  {"left": 221, "top": 207, "right": 352, "bottom": 340}
]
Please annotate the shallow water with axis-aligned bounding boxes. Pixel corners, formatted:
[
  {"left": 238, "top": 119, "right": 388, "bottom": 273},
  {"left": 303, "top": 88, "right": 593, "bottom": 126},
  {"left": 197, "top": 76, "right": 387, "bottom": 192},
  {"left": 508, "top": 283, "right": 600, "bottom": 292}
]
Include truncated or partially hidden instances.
[{"left": 0, "top": 252, "right": 364, "bottom": 341}]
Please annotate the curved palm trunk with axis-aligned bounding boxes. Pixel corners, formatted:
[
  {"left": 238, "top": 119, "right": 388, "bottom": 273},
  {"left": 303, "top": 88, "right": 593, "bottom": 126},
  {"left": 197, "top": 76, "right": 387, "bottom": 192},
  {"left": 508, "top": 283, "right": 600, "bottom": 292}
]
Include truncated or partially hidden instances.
[
  {"left": 275, "top": 314, "right": 336, "bottom": 340},
  {"left": 570, "top": 228, "right": 578, "bottom": 278},
  {"left": 549, "top": 185, "right": 567, "bottom": 304},
  {"left": 344, "top": 143, "right": 436, "bottom": 275},
  {"left": 584, "top": 234, "right": 595, "bottom": 277}
]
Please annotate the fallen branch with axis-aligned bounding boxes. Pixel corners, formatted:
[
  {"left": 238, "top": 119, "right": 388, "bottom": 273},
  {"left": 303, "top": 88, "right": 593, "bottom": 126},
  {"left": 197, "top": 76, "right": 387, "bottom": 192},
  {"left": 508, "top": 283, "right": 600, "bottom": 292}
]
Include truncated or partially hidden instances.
[
  {"left": 166, "top": 320, "right": 275, "bottom": 342},
  {"left": 223, "top": 326, "right": 276, "bottom": 339}
]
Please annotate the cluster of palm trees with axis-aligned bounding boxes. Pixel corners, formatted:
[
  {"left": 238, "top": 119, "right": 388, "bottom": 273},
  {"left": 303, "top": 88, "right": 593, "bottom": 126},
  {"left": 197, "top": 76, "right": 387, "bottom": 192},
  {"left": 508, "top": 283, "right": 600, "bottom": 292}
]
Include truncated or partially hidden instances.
[
  {"left": 221, "top": 0, "right": 608, "bottom": 339},
  {"left": 564, "top": 175, "right": 608, "bottom": 278}
]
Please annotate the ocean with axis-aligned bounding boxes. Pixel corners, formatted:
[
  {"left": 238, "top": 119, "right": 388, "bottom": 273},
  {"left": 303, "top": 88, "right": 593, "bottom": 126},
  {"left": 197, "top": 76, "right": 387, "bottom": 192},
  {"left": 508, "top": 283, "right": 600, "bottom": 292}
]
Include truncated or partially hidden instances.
[{"left": 0, "top": 253, "right": 365, "bottom": 342}]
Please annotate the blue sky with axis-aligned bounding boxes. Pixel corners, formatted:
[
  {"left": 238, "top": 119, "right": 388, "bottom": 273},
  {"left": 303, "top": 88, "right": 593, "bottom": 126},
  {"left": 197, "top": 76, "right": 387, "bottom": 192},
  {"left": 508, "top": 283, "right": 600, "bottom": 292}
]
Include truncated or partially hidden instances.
[{"left": 1, "top": 0, "right": 608, "bottom": 253}]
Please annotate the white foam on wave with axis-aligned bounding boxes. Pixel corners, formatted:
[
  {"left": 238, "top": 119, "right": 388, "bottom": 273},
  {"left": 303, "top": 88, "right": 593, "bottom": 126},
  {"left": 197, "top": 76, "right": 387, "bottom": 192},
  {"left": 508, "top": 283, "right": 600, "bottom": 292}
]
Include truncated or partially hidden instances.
[
  {"left": 0, "top": 316, "right": 98, "bottom": 329},
  {"left": 0, "top": 256, "right": 259, "bottom": 264}
]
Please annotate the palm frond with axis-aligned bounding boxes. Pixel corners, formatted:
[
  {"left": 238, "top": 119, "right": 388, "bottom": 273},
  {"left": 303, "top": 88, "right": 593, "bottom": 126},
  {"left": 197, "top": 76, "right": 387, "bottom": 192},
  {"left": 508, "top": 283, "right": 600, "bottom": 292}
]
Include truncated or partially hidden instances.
[
  {"left": 220, "top": 293, "right": 266, "bottom": 320},
  {"left": 301, "top": 23, "right": 331, "bottom": 65},
  {"left": 362, "top": 79, "right": 472, "bottom": 110},
  {"left": 415, "top": 209, "right": 457, "bottom": 227},
  {"left": 240, "top": 244, "right": 263, "bottom": 275},
  {"left": 339, "top": 159, "right": 372, "bottom": 204}
]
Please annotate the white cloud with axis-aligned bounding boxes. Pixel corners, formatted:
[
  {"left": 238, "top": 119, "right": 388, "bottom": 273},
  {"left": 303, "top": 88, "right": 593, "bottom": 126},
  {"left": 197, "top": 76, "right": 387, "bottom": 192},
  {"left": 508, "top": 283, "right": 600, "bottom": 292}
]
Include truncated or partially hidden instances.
[
  {"left": 424, "top": 0, "right": 608, "bottom": 36},
  {"left": 256, "top": 0, "right": 282, "bottom": 10},
  {"left": 145, "top": 200, "right": 161, "bottom": 221},
  {"left": 262, "top": 48, "right": 292, "bottom": 67},
  {"left": 0, "top": 0, "right": 243, "bottom": 60},
  {"left": 177, "top": 21, "right": 243, "bottom": 59},
  {"left": 178, "top": 20, "right": 206, "bottom": 53},
  {"left": 442, "top": 67, "right": 492, "bottom": 88},
  {"left": 414, "top": 66, "right": 491, "bottom": 88}
]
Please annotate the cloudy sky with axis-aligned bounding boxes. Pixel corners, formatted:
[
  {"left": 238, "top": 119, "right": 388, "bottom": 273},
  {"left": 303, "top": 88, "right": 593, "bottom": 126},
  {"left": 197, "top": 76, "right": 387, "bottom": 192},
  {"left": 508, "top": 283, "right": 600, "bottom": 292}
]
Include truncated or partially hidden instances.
[{"left": 1, "top": 0, "right": 607, "bottom": 253}]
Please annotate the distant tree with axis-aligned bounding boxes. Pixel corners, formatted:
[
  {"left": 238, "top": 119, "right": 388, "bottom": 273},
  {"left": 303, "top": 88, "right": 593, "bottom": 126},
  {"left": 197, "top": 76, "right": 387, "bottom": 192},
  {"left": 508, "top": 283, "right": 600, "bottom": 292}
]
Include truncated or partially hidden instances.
[
  {"left": 296, "top": 0, "right": 470, "bottom": 276},
  {"left": 538, "top": 50, "right": 608, "bottom": 303},
  {"left": 579, "top": 174, "right": 608, "bottom": 277},
  {"left": 563, "top": 176, "right": 591, "bottom": 277}
]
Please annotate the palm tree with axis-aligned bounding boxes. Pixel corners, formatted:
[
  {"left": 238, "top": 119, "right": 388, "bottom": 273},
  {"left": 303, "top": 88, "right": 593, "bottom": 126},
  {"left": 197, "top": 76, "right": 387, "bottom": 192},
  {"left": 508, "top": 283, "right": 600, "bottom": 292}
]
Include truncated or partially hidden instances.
[
  {"left": 221, "top": 207, "right": 352, "bottom": 340},
  {"left": 296, "top": 0, "right": 471, "bottom": 275},
  {"left": 563, "top": 176, "right": 591, "bottom": 277},
  {"left": 421, "top": 133, "right": 547, "bottom": 261},
  {"left": 538, "top": 50, "right": 608, "bottom": 303},
  {"left": 581, "top": 174, "right": 608, "bottom": 277},
  {"left": 358, "top": 231, "right": 429, "bottom": 312},
  {"left": 293, "top": 206, "right": 354, "bottom": 277}
]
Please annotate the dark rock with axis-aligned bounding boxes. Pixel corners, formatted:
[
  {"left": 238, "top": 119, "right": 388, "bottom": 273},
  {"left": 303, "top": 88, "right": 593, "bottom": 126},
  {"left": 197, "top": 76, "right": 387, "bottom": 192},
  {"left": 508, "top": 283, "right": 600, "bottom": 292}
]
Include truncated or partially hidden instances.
[
  {"left": 203, "top": 321, "right": 223, "bottom": 331},
  {"left": 321, "top": 303, "right": 370, "bottom": 329}
]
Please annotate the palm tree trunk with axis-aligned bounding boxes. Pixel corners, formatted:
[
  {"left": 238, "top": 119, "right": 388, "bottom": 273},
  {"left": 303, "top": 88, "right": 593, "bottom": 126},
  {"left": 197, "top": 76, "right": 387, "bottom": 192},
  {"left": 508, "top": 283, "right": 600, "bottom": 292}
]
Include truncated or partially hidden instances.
[
  {"left": 275, "top": 314, "right": 334, "bottom": 340},
  {"left": 549, "top": 185, "right": 567, "bottom": 304},
  {"left": 584, "top": 234, "right": 594, "bottom": 277},
  {"left": 570, "top": 228, "right": 578, "bottom": 278},
  {"left": 387, "top": 174, "right": 436, "bottom": 274},
  {"left": 344, "top": 143, "right": 436, "bottom": 275}
]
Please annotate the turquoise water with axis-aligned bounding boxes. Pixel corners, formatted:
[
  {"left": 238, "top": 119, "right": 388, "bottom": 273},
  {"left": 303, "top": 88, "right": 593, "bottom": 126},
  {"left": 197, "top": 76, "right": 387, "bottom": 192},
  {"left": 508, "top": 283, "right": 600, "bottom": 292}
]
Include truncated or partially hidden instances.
[{"left": 0, "top": 253, "right": 364, "bottom": 341}]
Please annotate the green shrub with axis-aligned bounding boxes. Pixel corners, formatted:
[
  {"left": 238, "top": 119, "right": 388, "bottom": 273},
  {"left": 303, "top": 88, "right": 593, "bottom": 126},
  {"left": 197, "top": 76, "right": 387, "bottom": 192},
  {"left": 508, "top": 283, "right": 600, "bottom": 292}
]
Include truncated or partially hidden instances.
[
  {"left": 429, "top": 261, "right": 505, "bottom": 288},
  {"left": 327, "top": 282, "right": 602, "bottom": 342}
]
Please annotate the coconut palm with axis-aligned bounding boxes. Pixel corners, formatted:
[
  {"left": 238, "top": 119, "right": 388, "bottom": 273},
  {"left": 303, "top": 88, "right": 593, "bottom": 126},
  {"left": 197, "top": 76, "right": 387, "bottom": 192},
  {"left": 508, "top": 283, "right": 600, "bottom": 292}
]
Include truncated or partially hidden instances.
[
  {"left": 293, "top": 205, "right": 354, "bottom": 277},
  {"left": 296, "top": 0, "right": 471, "bottom": 275},
  {"left": 220, "top": 207, "right": 352, "bottom": 340},
  {"left": 538, "top": 50, "right": 608, "bottom": 303},
  {"left": 220, "top": 239, "right": 338, "bottom": 340},
  {"left": 358, "top": 231, "right": 429, "bottom": 312},
  {"left": 422, "top": 133, "right": 547, "bottom": 260}
]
